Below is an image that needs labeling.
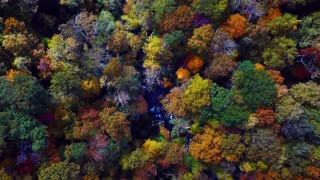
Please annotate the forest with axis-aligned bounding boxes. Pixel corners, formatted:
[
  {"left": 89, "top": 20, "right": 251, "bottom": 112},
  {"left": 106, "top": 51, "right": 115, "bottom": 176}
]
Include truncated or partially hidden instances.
[{"left": 0, "top": 0, "right": 320, "bottom": 179}]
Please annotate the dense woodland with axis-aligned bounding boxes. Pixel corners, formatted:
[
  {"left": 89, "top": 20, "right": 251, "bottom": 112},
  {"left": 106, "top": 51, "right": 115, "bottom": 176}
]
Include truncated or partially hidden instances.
[{"left": 0, "top": 0, "right": 320, "bottom": 179}]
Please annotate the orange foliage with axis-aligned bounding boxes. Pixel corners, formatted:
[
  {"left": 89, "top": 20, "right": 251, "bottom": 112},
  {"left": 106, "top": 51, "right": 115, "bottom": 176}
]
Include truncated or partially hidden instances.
[
  {"left": 5, "top": 69, "right": 26, "bottom": 81},
  {"left": 306, "top": 166, "right": 320, "bottom": 179},
  {"left": 100, "top": 107, "right": 131, "bottom": 141},
  {"left": 186, "top": 55, "right": 204, "bottom": 73},
  {"left": 268, "top": 70, "right": 284, "bottom": 85},
  {"left": 83, "top": 175, "right": 99, "bottom": 180},
  {"left": 176, "top": 67, "right": 191, "bottom": 80},
  {"left": 163, "top": 78, "right": 174, "bottom": 88},
  {"left": 260, "top": 8, "right": 282, "bottom": 24},
  {"left": 159, "top": 143, "right": 186, "bottom": 167},
  {"left": 223, "top": 14, "right": 248, "bottom": 39},
  {"left": 189, "top": 126, "right": 223, "bottom": 164},
  {"left": 4, "top": 17, "right": 25, "bottom": 34},
  {"left": 162, "top": 86, "right": 187, "bottom": 117},
  {"left": 161, "top": 5, "right": 194, "bottom": 33},
  {"left": 73, "top": 108, "right": 101, "bottom": 140},
  {"left": 256, "top": 108, "right": 275, "bottom": 126},
  {"left": 159, "top": 125, "right": 171, "bottom": 140}
]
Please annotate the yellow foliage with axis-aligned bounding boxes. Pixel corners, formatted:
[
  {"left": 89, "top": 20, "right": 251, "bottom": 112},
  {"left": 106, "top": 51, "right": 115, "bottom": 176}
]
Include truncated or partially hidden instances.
[
  {"left": 143, "top": 139, "right": 166, "bottom": 157},
  {"left": 144, "top": 36, "right": 162, "bottom": 60},
  {"left": 254, "top": 63, "right": 265, "bottom": 71},
  {"left": 81, "top": 78, "right": 102, "bottom": 98}
]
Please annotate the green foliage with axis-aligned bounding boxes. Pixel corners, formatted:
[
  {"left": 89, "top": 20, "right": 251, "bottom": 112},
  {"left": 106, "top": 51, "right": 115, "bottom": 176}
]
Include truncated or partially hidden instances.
[
  {"left": 95, "top": 10, "right": 116, "bottom": 45},
  {"left": 163, "top": 31, "right": 186, "bottom": 49},
  {"left": 38, "top": 161, "right": 81, "bottom": 180},
  {"left": 30, "top": 126, "right": 48, "bottom": 151},
  {"left": 120, "top": 148, "right": 150, "bottom": 170},
  {"left": 267, "top": 13, "right": 300, "bottom": 35},
  {"left": 151, "top": 0, "right": 176, "bottom": 23},
  {"left": 211, "top": 83, "right": 234, "bottom": 113},
  {"left": 0, "top": 75, "right": 49, "bottom": 114},
  {"left": 222, "top": 133, "right": 246, "bottom": 162},
  {"left": 191, "top": 0, "right": 229, "bottom": 22},
  {"left": 291, "top": 82, "right": 320, "bottom": 108},
  {"left": 245, "top": 129, "right": 282, "bottom": 166},
  {"left": 5, "top": 111, "right": 47, "bottom": 151},
  {"left": 262, "top": 37, "right": 298, "bottom": 70},
  {"left": 50, "top": 65, "right": 83, "bottom": 109},
  {"left": 219, "top": 104, "right": 250, "bottom": 127},
  {"left": 276, "top": 95, "right": 305, "bottom": 122},
  {"left": 233, "top": 64, "right": 277, "bottom": 111},
  {"left": 298, "top": 11, "right": 320, "bottom": 48},
  {"left": 70, "top": 142, "right": 87, "bottom": 161}
]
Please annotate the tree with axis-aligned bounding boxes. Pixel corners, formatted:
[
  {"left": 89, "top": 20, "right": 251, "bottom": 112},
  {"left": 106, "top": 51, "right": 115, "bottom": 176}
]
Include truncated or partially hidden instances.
[
  {"left": 186, "top": 55, "right": 205, "bottom": 73},
  {"left": 290, "top": 82, "right": 320, "bottom": 108},
  {"left": 68, "top": 142, "right": 87, "bottom": 162},
  {"left": 151, "top": 0, "right": 176, "bottom": 23},
  {"left": 142, "top": 139, "right": 168, "bottom": 158},
  {"left": 262, "top": 37, "right": 298, "bottom": 70},
  {"left": 222, "top": 133, "right": 246, "bottom": 162},
  {"left": 162, "top": 86, "right": 187, "bottom": 117},
  {"left": 298, "top": 11, "right": 320, "bottom": 48},
  {"left": 161, "top": 5, "right": 194, "bottom": 33},
  {"left": 233, "top": 63, "right": 277, "bottom": 111},
  {"left": 255, "top": 108, "right": 275, "bottom": 126},
  {"left": 88, "top": 133, "right": 109, "bottom": 162},
  {"left": 189, "top": 126, "right": 223, "bottom": 164},
  {"left": 182, "top": 74, "right": 212, "bottom": 113},
  {"left": 3, "top": 111, "right": 48, "bottom": 151},
  {"left": 191, "top": 0, "right": 229, "bottom": 22},
  {"left": 222, "top": 14, "right": 248, "bottom": 39},
  {"left": 50, "top": 65, "right": 83, "bottom": 109},
  {"left": 219, "top": 104, "right": 250, "bottom": 127},
  {"left": 204, "top": 54, "right": 238, "bottom": 80},
  {"left": 121, "top": 148, "right": 150, "bottom": 170},
  {"left": 72, "top": 108, "right": 101, "bottom": 140},
  {"left": 99, "top": 107, "right": 131, "bottom": 141},
  {"left": 245, "top": 129, "right": 282, "bottom": 166},
  {"left": 275, "top": 95, "right": 305, "bottom": 123},
  {"left": 267, "top": 13, "right": 300, "bottom": 35},
  {"left": 0, "top": 75, "right": 49, "bottom": 114},
  {"left": 281, "top": 120, "right": 315, "bottom": 141},
  {"left": 188, "top": 24, "right": 214, "bottom": 54},
  {"left": 38, "top": 161, "right": 80, "bottom": 180}
]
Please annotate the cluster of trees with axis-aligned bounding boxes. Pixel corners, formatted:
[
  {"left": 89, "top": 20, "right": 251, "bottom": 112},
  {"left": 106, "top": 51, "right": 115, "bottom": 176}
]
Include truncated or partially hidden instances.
[{"left": 0, "top": 0, "right": 320, "bottom": 179}]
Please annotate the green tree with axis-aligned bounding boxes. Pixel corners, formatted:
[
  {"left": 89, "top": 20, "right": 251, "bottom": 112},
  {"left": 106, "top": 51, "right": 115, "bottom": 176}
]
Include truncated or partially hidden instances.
[
  {"left": 233, "top": 63, "right": 277, "bottom": 111},
  {"left": 0, "top": 75, "right": 49, "bottom": 114},
  {"left": 262, "top": 37, "right": 298, "bottom": 70}
]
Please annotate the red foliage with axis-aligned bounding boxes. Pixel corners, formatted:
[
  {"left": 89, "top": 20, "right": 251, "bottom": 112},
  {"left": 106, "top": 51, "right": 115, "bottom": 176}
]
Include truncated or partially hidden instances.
[
  {"left": 161, "top": 5, "right": 194, "bottom": 33},
  {"left": 89, "top": 134, "right": 109, "bottom": 162},
  {"left": 47, "top": 137, "right": 61, "bottom": 164},
  {"left": 17, "top": 159, "right": 34, "bottom": 175},
  {"left": 256, "top": 108, "right": 275, "bottom": 126},
  {"left": 133, "top": 162, "right": 158, "bottom": 180}
]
